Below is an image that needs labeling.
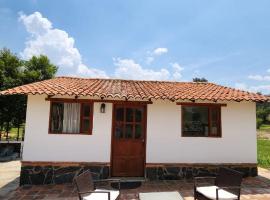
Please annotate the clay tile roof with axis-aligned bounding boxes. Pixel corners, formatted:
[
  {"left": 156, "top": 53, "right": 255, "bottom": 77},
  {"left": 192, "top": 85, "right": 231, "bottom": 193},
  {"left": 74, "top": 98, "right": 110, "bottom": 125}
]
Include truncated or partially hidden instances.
[{"left": 0, "top": 76, "right": 268, "bottom": 102}]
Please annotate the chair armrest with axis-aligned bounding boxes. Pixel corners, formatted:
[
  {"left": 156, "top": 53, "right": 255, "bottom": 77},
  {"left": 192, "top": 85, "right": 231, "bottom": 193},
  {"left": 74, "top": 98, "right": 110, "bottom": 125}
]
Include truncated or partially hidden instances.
[
  {"left": 194, "top": 176, "right": 216, "bottom": 187},
  {"left": 79, "top": 191, "right": 110, "bottom": 200}
]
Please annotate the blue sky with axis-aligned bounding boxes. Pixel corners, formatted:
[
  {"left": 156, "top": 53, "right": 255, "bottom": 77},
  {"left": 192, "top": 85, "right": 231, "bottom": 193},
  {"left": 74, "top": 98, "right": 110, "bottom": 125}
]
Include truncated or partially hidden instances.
[{"left": 1, "top": 0, "right": 270, "bottom": 93}]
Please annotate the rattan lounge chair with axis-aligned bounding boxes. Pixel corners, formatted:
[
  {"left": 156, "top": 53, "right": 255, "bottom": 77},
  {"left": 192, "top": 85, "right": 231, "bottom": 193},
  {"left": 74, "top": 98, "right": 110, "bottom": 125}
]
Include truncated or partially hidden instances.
[
  {"left": 74, "top": 170, "right": 121, "bottom": 200},
  {"left": 194, "top": 167, "right": 243, "bottom": 200}
]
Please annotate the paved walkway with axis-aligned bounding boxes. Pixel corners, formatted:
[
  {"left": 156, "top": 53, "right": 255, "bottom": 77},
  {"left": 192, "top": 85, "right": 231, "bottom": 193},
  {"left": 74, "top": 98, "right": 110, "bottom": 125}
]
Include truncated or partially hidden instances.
[
  {"left": 0, "top": 160, "right": 21, "bottom": 199},
  {"left": 0, "top": 161, "right": 270, "bottom": 200}
]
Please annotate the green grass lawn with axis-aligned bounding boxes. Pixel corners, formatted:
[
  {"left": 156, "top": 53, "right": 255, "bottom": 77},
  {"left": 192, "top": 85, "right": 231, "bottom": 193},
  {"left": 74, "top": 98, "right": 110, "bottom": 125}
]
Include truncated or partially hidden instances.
[
  {"left": 259, "top": 124, "right": 270, "bottom": 132},
  {"left": 0, "top": 126, "right": 24, "bottom": 140},
  {"left": 258, "top": 139, "right": 270, "bottom": 169}
]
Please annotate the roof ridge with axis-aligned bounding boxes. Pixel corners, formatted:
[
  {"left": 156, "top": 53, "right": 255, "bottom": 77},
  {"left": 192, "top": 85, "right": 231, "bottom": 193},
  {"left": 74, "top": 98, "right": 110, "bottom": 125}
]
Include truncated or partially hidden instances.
[{"left": 56, "top": 76, "right": 213, "bottom": 84}]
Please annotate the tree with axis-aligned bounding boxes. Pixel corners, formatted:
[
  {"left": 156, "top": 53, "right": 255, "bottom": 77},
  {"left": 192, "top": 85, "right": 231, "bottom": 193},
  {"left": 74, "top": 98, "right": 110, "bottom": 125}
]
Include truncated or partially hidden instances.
[
  {"left": 0, "top": 48, "right": 57, "bottom": 140},
  {"left": 0, "top": 48, "right": 23, "bottom": 135},
  {"left": 193, "top": 77, "right": 208, "bottom": 82},
  {"left": 22, "top": 55, "right": 58, "bottom": 84}
]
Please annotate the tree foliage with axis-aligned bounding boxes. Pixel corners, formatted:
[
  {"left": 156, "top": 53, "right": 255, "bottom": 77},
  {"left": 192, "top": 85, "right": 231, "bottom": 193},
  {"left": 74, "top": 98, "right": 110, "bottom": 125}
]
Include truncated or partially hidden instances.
[
  {"left": 193, "top": 77, "right": 208, "bottom": 82},
  {"left": 257, "top": 102, "right": 270, "bottom": 128},
  {"left": 0, "top": 48, "right": 57, "bottom": 134}
]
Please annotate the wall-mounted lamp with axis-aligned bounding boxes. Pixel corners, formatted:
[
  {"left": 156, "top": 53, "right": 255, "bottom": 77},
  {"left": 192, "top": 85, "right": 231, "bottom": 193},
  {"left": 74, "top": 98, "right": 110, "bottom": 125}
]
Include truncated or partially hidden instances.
[{"left": 100, "top": 103, "right": 106, "bottom": 113}]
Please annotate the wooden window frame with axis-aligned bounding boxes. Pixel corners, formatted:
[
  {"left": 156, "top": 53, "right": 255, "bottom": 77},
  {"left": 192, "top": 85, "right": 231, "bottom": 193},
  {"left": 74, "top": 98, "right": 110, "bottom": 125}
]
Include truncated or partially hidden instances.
[
  {"left": 49, "top": 101, "right": 93, "bottom": 135},
  {"left": 181, "top": 104, "right": 222, "bottom": 138}
]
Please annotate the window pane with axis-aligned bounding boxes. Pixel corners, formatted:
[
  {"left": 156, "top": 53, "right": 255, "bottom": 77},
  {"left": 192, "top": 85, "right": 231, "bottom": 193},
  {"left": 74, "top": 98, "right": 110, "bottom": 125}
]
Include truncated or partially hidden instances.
[
  {"left": 63, "top": 103, "right": 80, "bottom": 133},
  {"left": 50, "top": 102, "right": 64, "bottom": 133},
  {"left": 82, "top": 119, "right": 90, "bottom": 133},
  {"left": 126, "top": 108, "right": 133, "bottom": 122},
  {"left": 182, "top": 106, "right": 209, "bottom": 137},
  {"left": 135, "top": 124, "right": 142, "bottom": 139},
  {"left": 125, "top": 124, "right": 133, "bottom": 138},
  {"left": 82, "top": 103, "right": 91, "bottom": 117},
  {"left": 210, "top": 108, "right": 220, "bottom": 136},
  {"left": 135, "top": 108, "right": 142, "bottom": 122},
  {"left": 116, "top": 107, "right": 124, "bottom": 121},
  {"left": 115, "top": 123, "right": 124, "bottom": 139}
]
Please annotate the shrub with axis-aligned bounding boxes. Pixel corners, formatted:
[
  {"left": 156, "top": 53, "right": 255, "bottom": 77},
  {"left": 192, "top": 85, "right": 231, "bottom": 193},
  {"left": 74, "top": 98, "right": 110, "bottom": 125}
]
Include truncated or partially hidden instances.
[{"left": 257, "top": 118, "right": 263, "bottom": 129}]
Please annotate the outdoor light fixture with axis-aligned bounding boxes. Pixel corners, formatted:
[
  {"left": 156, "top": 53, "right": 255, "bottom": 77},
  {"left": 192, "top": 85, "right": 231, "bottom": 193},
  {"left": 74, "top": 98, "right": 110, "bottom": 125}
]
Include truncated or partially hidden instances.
[{"left": 100, "top": 103, "right": 106, "bottom": 113}]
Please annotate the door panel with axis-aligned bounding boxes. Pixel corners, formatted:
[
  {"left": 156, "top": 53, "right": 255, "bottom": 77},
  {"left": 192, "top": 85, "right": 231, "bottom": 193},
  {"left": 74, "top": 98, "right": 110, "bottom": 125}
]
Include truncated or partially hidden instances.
[{"left": 111, "top": 104, "right": 146, "bottom": 177}]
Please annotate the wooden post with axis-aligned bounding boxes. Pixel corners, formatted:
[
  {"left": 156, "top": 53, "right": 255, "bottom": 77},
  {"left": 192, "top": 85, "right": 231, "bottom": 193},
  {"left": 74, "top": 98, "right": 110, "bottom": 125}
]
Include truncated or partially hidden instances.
[
  {"left": 17, "top": 125, "right": 20, "bottom": 141},
  {"left": 6, "top": 121, "right": 9, "bottom": 141}
]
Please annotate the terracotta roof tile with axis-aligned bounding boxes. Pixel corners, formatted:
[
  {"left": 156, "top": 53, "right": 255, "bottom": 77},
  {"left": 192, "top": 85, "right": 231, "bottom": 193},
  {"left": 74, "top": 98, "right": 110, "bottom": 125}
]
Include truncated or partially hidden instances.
[{"left": 0, "top": 76, "right": 268, "bottom": 102}]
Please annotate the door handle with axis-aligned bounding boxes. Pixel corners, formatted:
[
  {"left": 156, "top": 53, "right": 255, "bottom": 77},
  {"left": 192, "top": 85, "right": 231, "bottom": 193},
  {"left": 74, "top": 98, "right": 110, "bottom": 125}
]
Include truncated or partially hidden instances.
[{"left": 142, "top": 139, "right": 145, "bottom": 143}]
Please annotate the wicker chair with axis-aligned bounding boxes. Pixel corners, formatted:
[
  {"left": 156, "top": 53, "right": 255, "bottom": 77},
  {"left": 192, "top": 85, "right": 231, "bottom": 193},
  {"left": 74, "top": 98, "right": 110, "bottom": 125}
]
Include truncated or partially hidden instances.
[
  {"left": 74, "top": 170, "right": 121, "bottom": 200},
  {"left": 194, "top": 167, "right": 243, "bottom": 200}
]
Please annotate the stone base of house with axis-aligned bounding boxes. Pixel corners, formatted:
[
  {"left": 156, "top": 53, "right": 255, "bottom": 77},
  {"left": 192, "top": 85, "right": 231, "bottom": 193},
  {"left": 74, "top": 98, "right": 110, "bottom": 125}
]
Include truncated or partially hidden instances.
[
  {"left": 20, "top": 162, "right": 257, "bottom": 185},
  {"left": 145, "top": 163, "right": 258, "bottom": 180},
  {"left": 20, "top": 162, "right": 110, "bottom": 185}
]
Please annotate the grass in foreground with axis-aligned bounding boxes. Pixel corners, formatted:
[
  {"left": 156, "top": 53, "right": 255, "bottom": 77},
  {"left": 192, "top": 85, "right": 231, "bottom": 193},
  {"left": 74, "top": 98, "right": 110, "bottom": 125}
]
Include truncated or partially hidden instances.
[
  {"left": 259, "top": 124, "right": 270, "bottom": 132},
  {"left": 258, "top": 139, "right": 270, "bottom": 169}
]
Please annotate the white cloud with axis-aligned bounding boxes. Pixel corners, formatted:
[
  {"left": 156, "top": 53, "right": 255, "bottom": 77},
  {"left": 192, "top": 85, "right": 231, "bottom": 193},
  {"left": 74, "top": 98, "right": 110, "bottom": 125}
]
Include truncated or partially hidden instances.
[
  {"left": 153, "top": 47, "right": 168, "bottom": 56},
  {"left": 19, "top": 12, "right": 108, "bottom": 78},
  {"left": 235, "top": 82, "right": 270, "bottom": 94},
  {"left": 171, "top": 62, "right": 184, "bottom": 80},
  {"left": 267, "top": 69, "right": 270, "bottom": 73},
  {"left": 114, "top": 58, "right": 170, "bottom": 80},
  {"left": 114, "top": 58, "right": 184, "bottom": 81},
  {"left": 248, "top": 75, "right": 270, "bottom": 81},
  {"left": 145, "top": 47, "right": 168, "bottom": 64},
  {"left": 235, "top": 83, "right": 248, "bottom": 91}
]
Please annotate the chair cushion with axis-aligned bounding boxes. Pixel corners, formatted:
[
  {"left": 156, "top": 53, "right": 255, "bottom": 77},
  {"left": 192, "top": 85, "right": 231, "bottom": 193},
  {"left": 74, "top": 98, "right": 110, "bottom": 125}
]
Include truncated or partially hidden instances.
[
  {"left": 139, "top": 191, "right": 184, "bottom": 200},
  {"left": 196, "top": 186, "right": 238, "bottom": 200},
  {"left": 83, "top": 189, "right": 120, "bottom": 200}
]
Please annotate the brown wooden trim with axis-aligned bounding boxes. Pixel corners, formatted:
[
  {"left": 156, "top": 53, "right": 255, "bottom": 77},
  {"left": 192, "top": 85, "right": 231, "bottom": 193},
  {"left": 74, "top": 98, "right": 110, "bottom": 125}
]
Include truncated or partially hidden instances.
[
  {"left": 22, "top": 161, "right": 110, "bottom": 167},
  {"left": 48, "top": 101, "right": 93, "bottom": 135},
  {"left": 110, "top": 103, "right": 147, "bottom": 177},
  {"left": 80, "top": 103, "right": 93, "bottom": 135},
  {"left": 45, "top": 97, "right": 153, "bottom": 104},
  {"left": 181, "top": 104, "right": 222, "bottom": 138},
  {"left": 177, "top": 102, "right": 227, "bottom": 107},
  {"left": 146, "top": 163, "right": 257, "bottom": 168}
]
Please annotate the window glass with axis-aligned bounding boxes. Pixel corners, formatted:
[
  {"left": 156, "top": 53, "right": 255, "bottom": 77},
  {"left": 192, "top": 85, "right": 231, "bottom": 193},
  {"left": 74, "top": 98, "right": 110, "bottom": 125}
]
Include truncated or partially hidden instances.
[
  {"left": 82, "top": 103, "right": 91, "bottom": 117},
  {"left": 51, "top": 102, "right": 64, "bottom": 133},
  {"left": 182, "top": 105, "right": 221, "bottom": 137},
  {"left": 125, "top": 124, "right": 133, "bottom": 138},
  {"left": 182, "top": 106, "right": 209, "bottom": 137},
  {"left": 116, "top": 107, "right": 124, "bottom": 121},
  {"left": 210, "top": 107, "right": 219, "bottom": 136},
  {"left": 135, "top": 108, "right": 142, "bottom": 122},
  {"left": 115, "top": 123, "right": 124, "bottom": 139},
  {"left": 126, "top": 108, "right": 133, "bottom": 122},
  {"left": 81, "top": 119, "right": 90, "bottom": 133},
  {"left": 50, "top": 101, "right": 93, "bottom": 134},
  {"left": 135, "top": 124, "right": 142, "bottom": 139}
]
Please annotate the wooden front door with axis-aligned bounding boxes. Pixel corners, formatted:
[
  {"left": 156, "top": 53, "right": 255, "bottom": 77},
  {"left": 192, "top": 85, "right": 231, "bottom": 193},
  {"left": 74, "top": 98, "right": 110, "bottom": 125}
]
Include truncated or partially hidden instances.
[{"left": 111, "top": 104, "right": 146, "bottom": 177}]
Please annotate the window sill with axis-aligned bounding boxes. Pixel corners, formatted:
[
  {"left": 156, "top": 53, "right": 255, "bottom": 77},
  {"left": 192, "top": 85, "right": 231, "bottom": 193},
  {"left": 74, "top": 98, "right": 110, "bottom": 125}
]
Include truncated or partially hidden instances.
[
  {"left": 181, "top": 136, "right": 221, "bottom": 138},
  {"left": 48, "top": 132, "right": 92, "bottom": 135}
]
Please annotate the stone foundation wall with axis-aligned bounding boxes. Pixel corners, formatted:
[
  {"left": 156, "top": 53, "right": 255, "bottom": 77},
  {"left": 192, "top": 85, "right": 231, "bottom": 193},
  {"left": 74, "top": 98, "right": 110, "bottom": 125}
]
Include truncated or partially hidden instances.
[
  {"left": 20, "top": 162, "right": 109, "bottom": 185},
  {"left": 20, "top": 162, "right": 257, "bottom": 185},
  {"left": 145, "top": 164, "right": 258, "bottom": 180}
]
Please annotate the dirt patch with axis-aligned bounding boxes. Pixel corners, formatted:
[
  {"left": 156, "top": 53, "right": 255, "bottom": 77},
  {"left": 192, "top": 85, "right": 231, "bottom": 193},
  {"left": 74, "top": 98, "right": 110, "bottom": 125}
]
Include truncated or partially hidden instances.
[{"left": 257, "top": 130, "right": 270, "bottom": 140}]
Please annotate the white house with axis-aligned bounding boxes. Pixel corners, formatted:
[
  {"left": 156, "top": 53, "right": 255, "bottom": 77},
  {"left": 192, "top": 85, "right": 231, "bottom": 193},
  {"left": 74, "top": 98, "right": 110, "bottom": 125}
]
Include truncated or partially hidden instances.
[{"left": 0, "top": 77, "right": 268, "bottom": 185}]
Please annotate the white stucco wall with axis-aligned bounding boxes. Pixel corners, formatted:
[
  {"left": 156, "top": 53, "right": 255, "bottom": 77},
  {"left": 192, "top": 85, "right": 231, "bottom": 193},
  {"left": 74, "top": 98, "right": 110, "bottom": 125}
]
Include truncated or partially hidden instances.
[
  {"left": 23, "top": 95, "right": 113, "bottom": 162},
  {"left": 23, "top": 95, "right": 257, "bottom": 164},
  {"left": 146, "top": 100, "right": 257, "bottom": 163}
]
